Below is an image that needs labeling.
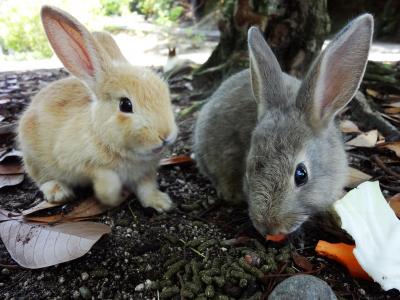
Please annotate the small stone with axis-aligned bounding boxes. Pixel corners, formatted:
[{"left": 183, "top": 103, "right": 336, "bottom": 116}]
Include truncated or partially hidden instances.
[
  {"left": 79, "top": 286, "right": 92, "bottom": 300},
  {"left": 37, "top": 274, "right": 44, "bottom": 281},
  {"left": 1, "top": 268, "right": 10, "bottom": 276},
  {"left": 144, "top": 279, "right": 152, "bottom": 288},
  {"left": 81, "top": 272, "right": 89, "bottom": 281},
  {"left": 207, "top": 196, "right": 216, "bottom": 205},
  {"left": 72, "top": 290, "right": 80, "bottom": 299},
  {"left": 126, "top": 228, "right": 133, "bottom": 233},
  {"left": 268, "top": 275, "right": 337, "bottom": 300},
  {"left": 135, "top": 283, "right": 145, "bottom": 291},
  {"left": 59, "top": 276, "right": 65, "bottom": 284}
]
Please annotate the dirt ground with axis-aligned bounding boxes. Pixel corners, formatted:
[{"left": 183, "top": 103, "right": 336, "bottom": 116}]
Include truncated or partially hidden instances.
[{"left": 0, "top": 68, "right": 399, "bottom": 300}]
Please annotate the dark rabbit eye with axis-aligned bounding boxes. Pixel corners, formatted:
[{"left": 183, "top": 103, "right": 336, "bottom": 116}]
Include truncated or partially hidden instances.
[
  {"left": 119, "top": 97, "right": 133, "bottom": 113},
  {"left": 294, "top": 163, "right": 308, "bottom": 186}
]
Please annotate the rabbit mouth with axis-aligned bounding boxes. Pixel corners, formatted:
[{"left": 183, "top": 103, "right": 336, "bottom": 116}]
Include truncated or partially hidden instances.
[
  {"left": 152, "top": 145, "right": 165, "bottom": 154},
  {"left": 284, "top": 215, "right": 310, "bottom": 234}
]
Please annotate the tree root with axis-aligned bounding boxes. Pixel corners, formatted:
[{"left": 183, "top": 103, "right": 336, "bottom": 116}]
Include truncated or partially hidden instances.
[{"left": 349, "top": 91, "right": 400, "bottom": 138}]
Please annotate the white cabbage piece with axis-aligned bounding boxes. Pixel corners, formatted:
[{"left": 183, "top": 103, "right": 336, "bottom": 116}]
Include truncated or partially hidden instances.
[{"left": 334, "top": 181, "right": 400, "bottom": 291}]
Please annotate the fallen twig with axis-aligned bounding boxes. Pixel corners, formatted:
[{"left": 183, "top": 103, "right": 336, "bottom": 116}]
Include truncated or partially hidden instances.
[
  {"left": 350, "top": 91, "right": 400, "bottom": 137},
  {"left": 371, "top": 155, "right": 400, "bottom": 180}
]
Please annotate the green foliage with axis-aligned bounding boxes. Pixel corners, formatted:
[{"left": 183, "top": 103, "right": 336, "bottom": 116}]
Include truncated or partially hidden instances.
[
  {"left": 0, "top": 2, "right": 52, "bottom": 59},
  {"left": 130, "top": 0, "right": 184, "bottom": 24},
  {"left": 0, "top": 0, "right": 104, "bottom": 60},
  {"left": 100, "top": 0, "right": 130, "bottom": 16}
]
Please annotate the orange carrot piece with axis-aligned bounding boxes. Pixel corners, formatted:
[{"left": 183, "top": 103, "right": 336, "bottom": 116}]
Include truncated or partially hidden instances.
[
  {"left": 315, "top": 240, "right": 371, "bottom": 280},
  {"left": 265, "top": 234, "right": 287, "bottom": 242}
]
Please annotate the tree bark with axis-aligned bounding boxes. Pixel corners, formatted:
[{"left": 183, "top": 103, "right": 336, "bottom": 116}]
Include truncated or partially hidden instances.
[{"left": 193, "top": 0, "right": 330, "bottom": 92}]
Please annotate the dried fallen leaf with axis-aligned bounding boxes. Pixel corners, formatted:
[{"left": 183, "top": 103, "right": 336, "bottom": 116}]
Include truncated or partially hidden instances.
[
  {"left": 0, "top": 174, "right": 24, "bottom": 188},
  {"left": 22, "top": 201, "right": 64, "bottom": 216},
  {"left": 346, "top": 167, "right": 372, "bottom": 188},
  {"left": 0, "top": 209, "right": 21, "bottom": 222},
  {"left": 366, "top": 88, "right": 380, "bottom": 98},
  {"left": 388, "top": 194, "right": 400, "bottom": 218},
  {"left": 385, "top": 101, "right": 400, "bottom": 108},
  {"left": 384, "top": 107, "right": 400, "bottom": 114},
  {"left": 160, "top": 155, "right": 194, "bottom": 167},
  {"left": 0, "top": 163, "right": 24, "bottom": 175},
  {"left": 0, "top": 123, "right": 16, "bottom": 135},
  {"left": 292, "top": 252, "right": 313, "bottom": 272},
  {"left": 346, "top": 130, "right": 378, "bottom": 148},
  {"left": 340, "top": 120, "right": 361, "bottom": 133},
  {"left": 0, "top": 219, "right": 110, "bottom": 268},
  {"left": 377, "top": 141, "right": 400, "bottom": 158},
  {"left": 0, "top": 149, "right": 23, "bottom": 162},
  {"left": 24, "top": 197, "right": 112, "bottom": 224}
]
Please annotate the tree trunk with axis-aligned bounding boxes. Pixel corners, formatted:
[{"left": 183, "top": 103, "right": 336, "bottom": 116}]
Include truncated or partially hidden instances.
[{"left": 193, "top": 0, "right": 330, "bottom": 92}]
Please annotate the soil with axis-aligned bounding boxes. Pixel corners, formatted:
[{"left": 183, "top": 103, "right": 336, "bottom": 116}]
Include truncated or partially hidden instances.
[{"left": 0, "top": 67, "right": 399, "bottom": 300}]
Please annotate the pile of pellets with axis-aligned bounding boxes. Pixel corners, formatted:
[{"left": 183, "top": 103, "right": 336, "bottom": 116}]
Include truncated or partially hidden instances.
[{"left": 152, "top": 236, "right": 295, "bottom": 299}]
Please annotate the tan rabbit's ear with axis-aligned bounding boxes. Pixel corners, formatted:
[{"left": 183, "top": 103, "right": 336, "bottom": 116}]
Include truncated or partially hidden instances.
[
  {"left": 41, "top": 6, "right": 110, "bottom": 86},
  {"left": 92, "top": 31, "right": 127, "bottom": 62},
  {"left": 297, "top": 14, "right": 373, "bottom": 129}
]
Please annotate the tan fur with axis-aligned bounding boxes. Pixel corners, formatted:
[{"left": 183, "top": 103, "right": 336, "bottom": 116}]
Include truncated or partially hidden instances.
[{"left": 17, "top": 6, "right": 177, "bottom": 211}]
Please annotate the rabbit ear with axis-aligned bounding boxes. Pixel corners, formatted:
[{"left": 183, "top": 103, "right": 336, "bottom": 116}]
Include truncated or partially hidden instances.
[
  {"left": 248, "top": 27, "right": 285, "bottom": 116},
  {"left": 297, "top": 14, "right": 373, "bottom": 129},
  {"left": 41, "top": 6, "right": 110, "bottom": 87},
  {"left": 92, "top": 31, "right": 128, "bottom": 63}
]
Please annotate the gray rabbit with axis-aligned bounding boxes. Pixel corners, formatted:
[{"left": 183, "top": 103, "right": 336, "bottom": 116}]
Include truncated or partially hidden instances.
[{"left": 194, "top": 14, "right": 373, "bottom": 236}]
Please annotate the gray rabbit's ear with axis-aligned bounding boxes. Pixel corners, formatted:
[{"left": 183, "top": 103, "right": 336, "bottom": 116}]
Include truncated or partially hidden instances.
[
  {"left": 297, "top": 14, "right": 373, "bottom": 129},
  {"left": 248, "top": 27, "right": 285, "bottom": 116}
]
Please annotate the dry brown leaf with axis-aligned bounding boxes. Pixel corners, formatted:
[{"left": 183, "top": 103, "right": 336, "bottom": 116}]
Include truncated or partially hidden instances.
[
  {"left": 0, "top": 149, "right": 23, "bottom": 162},
  {"left": 292, "top": 252, "right": 313, "bottom": 272},
  {"left": 160, "top": 155, "right": 194, "bottom": 167},
  {"left": 345, "top": 130, "right": 378, "bottom": 148},
  {"left": 0, "top": 123, "right": 16, "bottom": 135},
  {"left": 377, "top": 141, "right": 400, "bottom": 158},
  {"left": 0, "top": 219, "right": 110, "bottom": 268},
  {"left": 388, "top": 194, "right": 400, "bottom": 218},
  {"left": 0, "top": 209, "right": 22, "bottom": 222},
  {"left": 384, "top": 101, "right": 400, "bottom": 108},
  {"left": 0, "top": 174, "right": 24, "bottom": 188},
  {"left": 23, "top": 197, "right": 111, "bottom": 223},
  {"left": 0, "top": 163, "right": 24, "bottom": 175},
  {"left": 366, "top": 88, "right": 380, "bottom": 98},
  {"left": 340, "top": 120, "right": 361, "bottom": 133},
  {"left": 346, "top": 167, "right": 372, "bottom": 188},
  {"left": 384, "top": 107, "right": 400, "bottom": 114},
  {"left": 63, "top": 197, "right": 109, "bottom": 218},
  {"left": 22, "top": 201, "right": 64, "bottom": 216}
]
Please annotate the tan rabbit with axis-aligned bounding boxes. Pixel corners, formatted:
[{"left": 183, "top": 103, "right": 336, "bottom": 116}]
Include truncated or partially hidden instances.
[{"left": 17, "top": 6, "right": 178, "bottom": 212}]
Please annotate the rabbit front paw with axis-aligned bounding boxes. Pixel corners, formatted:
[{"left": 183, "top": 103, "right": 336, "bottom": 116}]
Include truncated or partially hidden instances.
[
  {"left": 40, "top": 180, "right": 74, "bottom": 203},
  {"left": 140, "top": 190, "right": 174, "bottom": 213},
  {"left": 93, "top": 169, "right": 123, "bottom": 207}
]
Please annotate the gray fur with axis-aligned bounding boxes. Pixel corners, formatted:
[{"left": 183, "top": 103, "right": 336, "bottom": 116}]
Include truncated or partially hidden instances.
[{"left": 194, "top": 14, "right": 373, "bottom": 235}]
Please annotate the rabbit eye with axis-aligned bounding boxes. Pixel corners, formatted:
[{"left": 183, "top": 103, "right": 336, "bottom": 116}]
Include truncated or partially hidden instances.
[
  {"left": 294, "top": 163, "right": 308, "bottom": 187},
  {"left": 119, "top": 97, "right": 133, "bottom": 113}
]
